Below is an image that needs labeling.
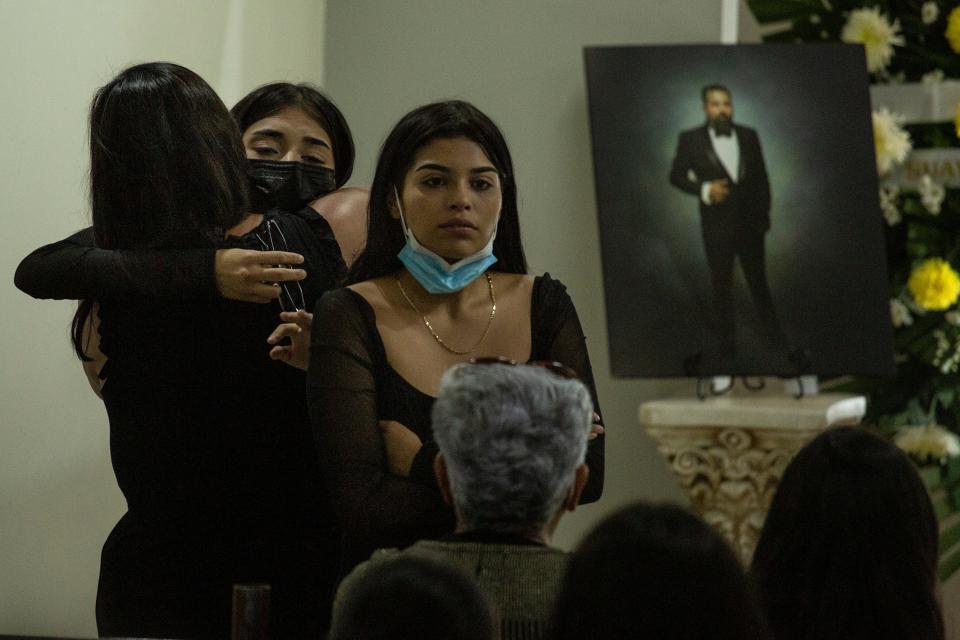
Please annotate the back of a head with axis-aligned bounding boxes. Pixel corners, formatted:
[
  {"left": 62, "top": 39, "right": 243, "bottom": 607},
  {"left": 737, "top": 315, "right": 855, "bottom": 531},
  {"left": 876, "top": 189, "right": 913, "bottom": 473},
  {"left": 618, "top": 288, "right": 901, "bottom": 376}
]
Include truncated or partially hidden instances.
[
  {"left": 552, "top": 502, "right": 767, "bottom": 640},
  {"left": 751, "top": 426, "right": 943, "bottom": 640},
  {"left": 329, "top": 555, "right": 496, "bottom": 640},
  {"left": 89, "top": 62, "right": 247, "bottom": 250},
  {"left": 230, "top": 81, "right": 354, "bottom": 186},
  {"left": 432, "top": 363, "right": 593, "bottom": 534}
]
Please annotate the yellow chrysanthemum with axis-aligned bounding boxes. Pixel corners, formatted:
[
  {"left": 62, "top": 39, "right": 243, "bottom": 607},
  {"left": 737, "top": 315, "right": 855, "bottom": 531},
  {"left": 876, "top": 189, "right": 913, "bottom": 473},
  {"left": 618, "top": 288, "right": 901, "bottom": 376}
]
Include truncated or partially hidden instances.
[
  {"left": 947, "top": 6, "right": 960, "bottom": 54},
  {"left": 841, "top": 7, "right": 904, "bottom": 73},
  {"left": 908, "top": 258, "right": 960, "bottom": 311}
]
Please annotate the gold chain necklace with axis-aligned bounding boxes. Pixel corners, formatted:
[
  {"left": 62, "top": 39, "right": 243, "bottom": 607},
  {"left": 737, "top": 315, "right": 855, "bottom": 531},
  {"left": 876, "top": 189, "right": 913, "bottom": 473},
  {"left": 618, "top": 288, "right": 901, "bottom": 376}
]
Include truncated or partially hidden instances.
[{"left": 395, "top": 273, "right": 496, "bottom": 355}]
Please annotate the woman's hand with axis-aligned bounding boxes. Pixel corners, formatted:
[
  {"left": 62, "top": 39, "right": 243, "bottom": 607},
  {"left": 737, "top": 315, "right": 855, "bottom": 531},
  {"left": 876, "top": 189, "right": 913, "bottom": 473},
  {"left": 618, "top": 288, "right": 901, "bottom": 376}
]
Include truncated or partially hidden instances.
[
  {"left": 378, "top": 420, "right": 423, "bottom": 477},
  {"left": 215, "top": 248, "right": 306, "bottom": 303},
  {"left": 267, "top": 310, "right": 313, "bottom": 370},
  {"left": 590, "top": 411, "right": 604, "bottom": 441}
]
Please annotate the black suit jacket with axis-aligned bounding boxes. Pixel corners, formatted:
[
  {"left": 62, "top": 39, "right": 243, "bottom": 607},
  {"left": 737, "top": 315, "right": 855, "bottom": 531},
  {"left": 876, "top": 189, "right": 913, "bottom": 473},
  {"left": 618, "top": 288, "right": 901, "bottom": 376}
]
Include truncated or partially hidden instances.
[{"left": 669, "top": 124, "right": 771, "bottom": 233}]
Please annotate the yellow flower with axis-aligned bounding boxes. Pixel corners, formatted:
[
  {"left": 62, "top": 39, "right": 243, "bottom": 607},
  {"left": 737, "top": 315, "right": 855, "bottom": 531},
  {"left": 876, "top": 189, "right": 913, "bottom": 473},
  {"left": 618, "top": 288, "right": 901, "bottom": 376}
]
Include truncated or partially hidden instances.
[
  {"left": 947, "top": 6, "right": 960, "bottom": 54},
  {"left": 841, "top": 7, "right": 904, "bottom": 73},
  {"left": 908, "top": 258, "right": 960, "bottom": 311}
]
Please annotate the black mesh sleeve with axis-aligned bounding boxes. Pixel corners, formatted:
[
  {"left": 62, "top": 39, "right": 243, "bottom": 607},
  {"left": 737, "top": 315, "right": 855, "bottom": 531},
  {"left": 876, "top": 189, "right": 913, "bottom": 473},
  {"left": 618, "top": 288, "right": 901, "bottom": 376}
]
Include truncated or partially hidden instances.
[
  {"left": 14, "top": 227, "right": 216, "bottom": 300},
  {"left": 532, "top": 275, "right": 605, "bottom": 504},
  {"left": 307, "top": 289, "right": 453, "bottom": 571}
]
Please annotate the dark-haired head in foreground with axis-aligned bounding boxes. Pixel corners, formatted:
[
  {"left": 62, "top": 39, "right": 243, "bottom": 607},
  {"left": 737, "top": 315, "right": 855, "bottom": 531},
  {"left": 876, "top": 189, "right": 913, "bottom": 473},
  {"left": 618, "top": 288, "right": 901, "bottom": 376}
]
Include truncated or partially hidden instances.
[
  {"left": 750, "top": 426, "right": 944, "bottom": 640},
  {"left": 552, "top": 502, "right": 768, "bottom": 640},
  {"left": 328, "top": 555, "right": 496, "bottom": 640}
]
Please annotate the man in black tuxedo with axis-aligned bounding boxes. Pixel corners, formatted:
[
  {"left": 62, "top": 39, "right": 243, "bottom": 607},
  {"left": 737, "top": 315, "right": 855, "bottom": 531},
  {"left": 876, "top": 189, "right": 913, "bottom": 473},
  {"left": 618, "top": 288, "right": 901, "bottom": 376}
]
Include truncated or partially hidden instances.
[{"left": 669, "top": 84, "right": 783, "bottom": 348}]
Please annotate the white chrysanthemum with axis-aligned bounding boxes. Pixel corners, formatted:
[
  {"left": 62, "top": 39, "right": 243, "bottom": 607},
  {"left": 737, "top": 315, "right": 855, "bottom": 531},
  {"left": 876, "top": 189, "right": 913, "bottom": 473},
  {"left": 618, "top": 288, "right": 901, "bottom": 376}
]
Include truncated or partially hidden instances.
[
  {"left": 873, "top": 108, "right": 912, "bottom": 175},
  {"left": 841, "top": 7, "right": 905, "bottom": 73},
  {"left": 923, "top": 1, "right": 940, "bottom": 25},
  {"left": 922, "top": 69, "right": 945, "bottom": 84},
  {"left": 879, "top": 185, "right": 901, "bottom": 225},
  {"left": 946, "top": 310, "right": 960, "bottom": 326},
  {"left": 895, "top": 423, "right": 960, "bottom": 463},
  {"left": 919, "top": 174, "right": 945, "bottom": 214},
  {"left": 890, "top": 298, "right": 913, "bottom": 327}
]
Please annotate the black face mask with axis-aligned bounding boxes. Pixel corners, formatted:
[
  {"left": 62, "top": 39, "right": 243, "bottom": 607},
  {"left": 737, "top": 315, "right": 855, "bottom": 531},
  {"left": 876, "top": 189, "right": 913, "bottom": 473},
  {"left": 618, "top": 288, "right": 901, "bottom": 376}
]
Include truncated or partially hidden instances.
[{"left": 247, "top": 159, "right": 337, "bottom": 212}]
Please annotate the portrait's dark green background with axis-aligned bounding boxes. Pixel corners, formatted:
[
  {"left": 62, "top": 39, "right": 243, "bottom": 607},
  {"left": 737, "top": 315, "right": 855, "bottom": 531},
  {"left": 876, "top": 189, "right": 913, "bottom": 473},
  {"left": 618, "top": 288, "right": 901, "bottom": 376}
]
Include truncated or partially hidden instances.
[{"left": 585, "top": 43, "right": 895, "bottom": 377}]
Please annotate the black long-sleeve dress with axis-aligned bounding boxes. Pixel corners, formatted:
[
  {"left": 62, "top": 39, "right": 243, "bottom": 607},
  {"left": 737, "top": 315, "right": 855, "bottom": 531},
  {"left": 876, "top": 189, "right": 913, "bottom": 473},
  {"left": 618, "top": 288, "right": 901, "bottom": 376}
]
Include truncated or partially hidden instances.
[
  {"left": 16, "top": 208, "right": 345, "bottom": 639},
  {"left": 307, "top": 273, "right": 605, "bottom": 574}
]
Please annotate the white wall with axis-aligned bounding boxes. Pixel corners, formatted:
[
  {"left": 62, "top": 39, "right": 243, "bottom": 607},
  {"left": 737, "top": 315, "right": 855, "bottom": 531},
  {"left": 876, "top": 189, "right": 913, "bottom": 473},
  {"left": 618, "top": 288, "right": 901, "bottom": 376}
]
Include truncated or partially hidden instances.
[
  {"left": 0, "top": 1, "right": 326, "bottom": 636},
  {"left": 323, "top": 0, "right": 726, "bottom": 551}
]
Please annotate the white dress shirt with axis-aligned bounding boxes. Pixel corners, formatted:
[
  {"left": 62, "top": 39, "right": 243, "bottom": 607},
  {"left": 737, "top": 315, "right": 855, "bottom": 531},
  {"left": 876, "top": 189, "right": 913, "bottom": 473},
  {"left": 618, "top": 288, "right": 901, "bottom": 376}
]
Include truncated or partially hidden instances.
[{"left": 700, "top": 127, "right": 740, "bottom": 205}]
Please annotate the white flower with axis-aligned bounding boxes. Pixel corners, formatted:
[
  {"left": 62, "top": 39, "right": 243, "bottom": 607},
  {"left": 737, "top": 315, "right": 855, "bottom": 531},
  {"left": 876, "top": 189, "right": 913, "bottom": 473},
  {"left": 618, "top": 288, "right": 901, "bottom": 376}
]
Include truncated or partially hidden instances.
[
  {"left": 947, "top": 310, "right": 960, "bottom": 326},
  {"left": 841, "top": 7, "right": 905, "bottom": 73},
  {"left": 810, "top": 13, "right": 821, "bottom": 25},
  {"left": 922, "top": 69, "right": 945, "bottom": 84},
  {"left": 890, "top": 298, "right": 913, "bottom": 327},
  {"left": 922, "top": 1, "right": 940, "bottom": 25},
  {"left": 907, "top": 297, "right": 929, "bottom": 316},
  {"left": 895, "top": 423, "right": 960, "bottom": 463},
  {"left": 919, "top": 174, "right": 945, "bottom": 214},
  {"left": 879, "top": 185, "right": 901, "bottom": 225},
  {"left": 873, "top": 108, "right": 912, "bottom": 175}
]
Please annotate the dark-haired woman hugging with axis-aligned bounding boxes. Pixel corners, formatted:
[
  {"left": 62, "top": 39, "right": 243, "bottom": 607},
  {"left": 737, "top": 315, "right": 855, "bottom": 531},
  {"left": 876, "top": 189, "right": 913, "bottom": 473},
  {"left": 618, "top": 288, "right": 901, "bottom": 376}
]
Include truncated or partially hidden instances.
[
  {"left": 307, "top": 100, "right": 605, "bottom": 573},
  {"left": 14, "top": 80, "right": 363, "bottom": 312},
  {"left": 69, "top": 63, "right": 339, "bottom": 639}
]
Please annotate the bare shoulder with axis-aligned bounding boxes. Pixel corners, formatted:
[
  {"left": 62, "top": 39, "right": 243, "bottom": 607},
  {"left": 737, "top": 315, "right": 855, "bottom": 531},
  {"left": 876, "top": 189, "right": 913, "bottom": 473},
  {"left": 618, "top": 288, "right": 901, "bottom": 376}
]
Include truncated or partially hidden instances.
[
  {"left": 491, "top": 272, "right": 535, "bottom": 300},
  {"left": 310, "top": 187, "right": 369, "bottom": 219},
  {"left": 347, "top": 275, "right": 394, "bottom": 310}
]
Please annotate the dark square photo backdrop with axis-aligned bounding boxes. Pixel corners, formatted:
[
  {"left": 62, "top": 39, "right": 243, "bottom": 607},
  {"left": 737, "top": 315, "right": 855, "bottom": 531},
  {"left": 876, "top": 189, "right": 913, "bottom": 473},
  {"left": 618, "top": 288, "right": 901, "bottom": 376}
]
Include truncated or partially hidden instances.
[{"left": 584, "top": 43, "right": 895, "bottom": 378}]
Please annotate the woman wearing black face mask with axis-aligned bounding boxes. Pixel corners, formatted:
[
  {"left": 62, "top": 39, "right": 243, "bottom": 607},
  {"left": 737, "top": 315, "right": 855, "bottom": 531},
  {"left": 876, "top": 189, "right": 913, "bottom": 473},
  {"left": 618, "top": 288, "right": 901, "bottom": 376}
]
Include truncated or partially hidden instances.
[
  {"left": 14, "top": 82, "right": 366, "bottom": 313},
  {"left": 233, "top": 82, "right": 368, "bottom": 267}
]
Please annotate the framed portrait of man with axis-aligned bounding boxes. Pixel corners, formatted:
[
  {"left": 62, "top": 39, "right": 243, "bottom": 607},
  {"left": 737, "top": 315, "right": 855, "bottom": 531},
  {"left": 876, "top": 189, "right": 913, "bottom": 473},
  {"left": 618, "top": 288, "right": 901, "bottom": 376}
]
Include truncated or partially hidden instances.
[{"left": 584, "top": 43, "right": 894, "bottom": 377}]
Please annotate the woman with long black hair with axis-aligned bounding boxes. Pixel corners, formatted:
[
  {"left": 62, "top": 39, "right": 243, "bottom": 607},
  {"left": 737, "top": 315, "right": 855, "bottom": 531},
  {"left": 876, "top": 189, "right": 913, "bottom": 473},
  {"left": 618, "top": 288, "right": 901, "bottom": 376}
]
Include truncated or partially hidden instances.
[
  {"left": 307, "top": 100, "right": 606, "bottom": 573},
  {"left": 69, "top": 62, "right": 338, "bottom": 638}
]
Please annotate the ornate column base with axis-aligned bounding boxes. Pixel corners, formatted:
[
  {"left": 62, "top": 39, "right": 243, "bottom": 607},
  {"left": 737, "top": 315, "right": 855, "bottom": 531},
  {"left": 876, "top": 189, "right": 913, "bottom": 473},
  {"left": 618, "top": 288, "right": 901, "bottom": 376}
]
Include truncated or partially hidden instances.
[{"left": 641, "top": 393, "right": 865, "bottom": 565}]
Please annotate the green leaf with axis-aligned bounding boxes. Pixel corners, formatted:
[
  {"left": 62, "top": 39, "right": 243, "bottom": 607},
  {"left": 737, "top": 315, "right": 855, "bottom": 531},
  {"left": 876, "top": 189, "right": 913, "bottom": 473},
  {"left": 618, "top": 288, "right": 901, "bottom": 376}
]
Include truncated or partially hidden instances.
[
  {"left": 938, "top": 388, "right": 958, "bottom": 410},
  {"left": 747, "top": 0, "right": 821, "bottom": 23}
]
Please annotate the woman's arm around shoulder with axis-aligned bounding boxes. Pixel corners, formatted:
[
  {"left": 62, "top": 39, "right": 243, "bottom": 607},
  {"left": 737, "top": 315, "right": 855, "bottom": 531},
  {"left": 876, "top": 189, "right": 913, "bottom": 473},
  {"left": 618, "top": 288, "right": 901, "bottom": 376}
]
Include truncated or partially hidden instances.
[{"left": 310, "top": 187, "right": 369, "bottom": 269}]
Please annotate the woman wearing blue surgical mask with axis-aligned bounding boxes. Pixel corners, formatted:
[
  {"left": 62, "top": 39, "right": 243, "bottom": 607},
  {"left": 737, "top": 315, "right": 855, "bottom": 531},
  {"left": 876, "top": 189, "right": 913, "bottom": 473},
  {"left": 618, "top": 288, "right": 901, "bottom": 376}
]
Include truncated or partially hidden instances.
[{"left": 305, "top": 101, "right": 606, "bottom": 573}]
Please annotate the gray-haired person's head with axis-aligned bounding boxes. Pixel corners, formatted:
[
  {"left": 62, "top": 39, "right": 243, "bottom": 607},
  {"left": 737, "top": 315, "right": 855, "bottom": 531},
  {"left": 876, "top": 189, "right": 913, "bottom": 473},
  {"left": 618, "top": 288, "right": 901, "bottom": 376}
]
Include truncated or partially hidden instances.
[{"left": 432, "top": 363, "right": 593, "bottom": 534}]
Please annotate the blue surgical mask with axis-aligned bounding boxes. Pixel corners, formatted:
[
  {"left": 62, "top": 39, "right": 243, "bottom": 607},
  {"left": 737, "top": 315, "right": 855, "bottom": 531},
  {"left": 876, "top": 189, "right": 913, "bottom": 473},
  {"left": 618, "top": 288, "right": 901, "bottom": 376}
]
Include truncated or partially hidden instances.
[{"left": 394, "top": 186, "right": 498, "bottom": 294}]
